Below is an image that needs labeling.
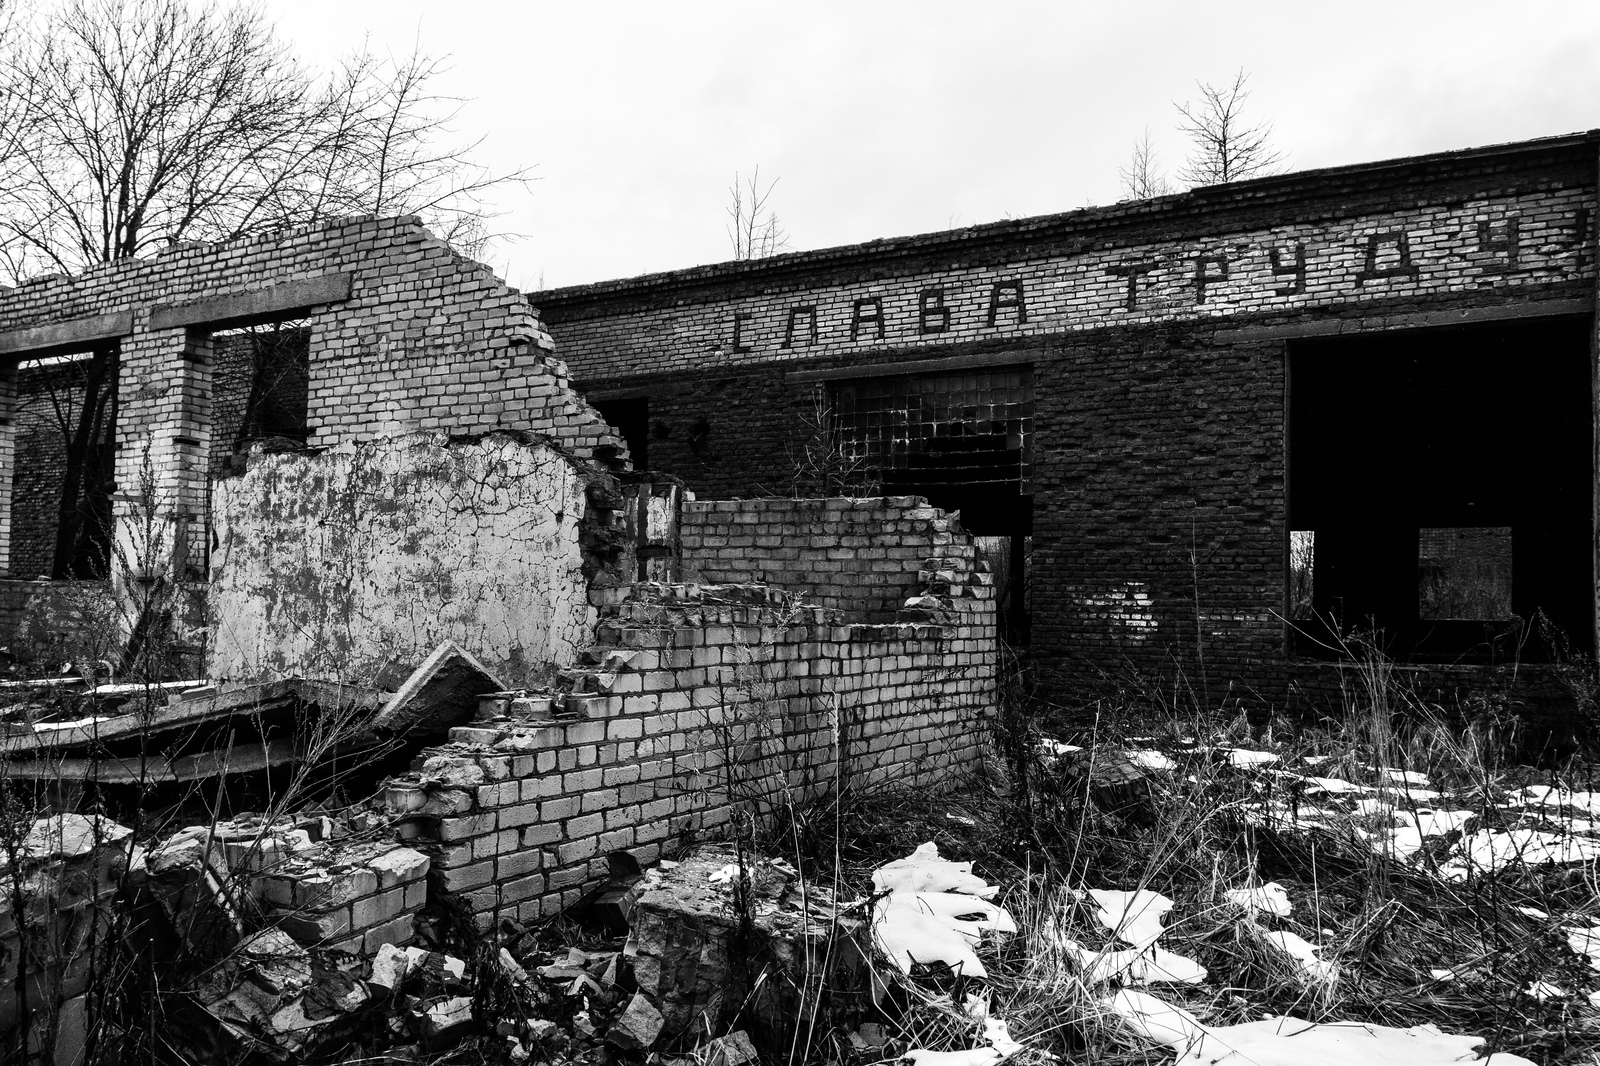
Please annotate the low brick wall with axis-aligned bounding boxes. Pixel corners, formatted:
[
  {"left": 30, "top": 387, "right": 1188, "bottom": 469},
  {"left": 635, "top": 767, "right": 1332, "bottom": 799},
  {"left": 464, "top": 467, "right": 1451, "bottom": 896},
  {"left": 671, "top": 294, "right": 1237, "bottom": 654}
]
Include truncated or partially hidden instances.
[
  {"left": 679, "top": 496, "right": 968, "bottom": 623},
  {"left": 387, "top": 547, "right": 997, "bottom": 926}
]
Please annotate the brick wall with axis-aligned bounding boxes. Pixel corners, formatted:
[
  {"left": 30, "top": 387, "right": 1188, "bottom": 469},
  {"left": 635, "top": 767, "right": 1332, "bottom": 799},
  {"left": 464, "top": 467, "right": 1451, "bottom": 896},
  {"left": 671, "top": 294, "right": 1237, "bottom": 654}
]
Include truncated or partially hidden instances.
[
  {"left": 384, "top": 540, "right": 997, "bottom": 926},
  {"left": 535, "top": 140, "right": 1595, "bottom": 383},
  {"left": 530, "top": 134, "right": 1600, "bottom": 715},
  {"left": 0, "top": 216, "right": 631, "bottom": 593},
  {"left": 680, "top": 496, "right": 971, "bottom": 623}
]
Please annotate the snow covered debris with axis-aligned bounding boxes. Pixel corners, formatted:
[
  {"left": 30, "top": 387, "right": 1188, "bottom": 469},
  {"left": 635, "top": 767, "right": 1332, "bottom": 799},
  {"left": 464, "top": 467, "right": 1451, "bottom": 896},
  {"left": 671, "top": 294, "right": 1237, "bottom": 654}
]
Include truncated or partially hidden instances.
[
  {"left": 1224, "top": 883, "right": 1291, "bottom": 918},
  {"left": 901, "top": 1049, "right": 1001, "bottom": 1066},
  {"left": 1127, "top": 750, "right": 1177, "bottom": 772},
  {"left": 1178, "top": 1018, "right": 1538, "bottom": 1066},
  {"left": 1111, "top": 994, "right": 1539, "bottom": 1066},
  {"left": 1226, "top": 748, "right": 1280, "bottom": 768},
  {"left": 1065, "top": 941, "right": 1207, "bottom": 985},
  {"left": 870, "top": 843, "right": 1015, "bottom": 980},
  {"left": 1107, "top": 990, "right": 1208, "bottom": 1050},
  {"left": 1087, "top": 888, "right": 1173, "bottom": 948},
  {"left": 873, "top": 842, "right": 998, "bottom": 898},
  {"left": 1568, "top": 925, "right": 1600, "bottom": 971},
  {"left": 873, "top": 900, "right": 990, "bottom": 978},
  {"left": 1264, "top": 930, "right": 1335, "bottom": 981}
]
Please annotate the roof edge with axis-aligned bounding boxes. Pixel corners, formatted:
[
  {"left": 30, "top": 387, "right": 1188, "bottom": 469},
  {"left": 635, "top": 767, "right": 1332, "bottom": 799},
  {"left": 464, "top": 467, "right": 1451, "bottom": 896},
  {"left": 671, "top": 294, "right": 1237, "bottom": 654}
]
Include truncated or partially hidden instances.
[{"left": 530, "top": 130, "right": 1600, "bottom": 307}]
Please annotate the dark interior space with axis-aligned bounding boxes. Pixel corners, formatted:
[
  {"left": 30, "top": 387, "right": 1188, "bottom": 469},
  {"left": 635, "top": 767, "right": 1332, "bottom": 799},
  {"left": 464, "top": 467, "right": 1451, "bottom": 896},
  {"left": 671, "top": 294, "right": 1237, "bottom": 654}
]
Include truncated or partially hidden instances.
[
  {"left": 9, "top": 343, "right": 119, "bottom": 580},
  {"left": 832, "top": 370, "right": 1034, "bottom": 641},
  {"left": 210, "top": 324, "right": 311, "bottom": 478},
  {"left": 593, "top": 396, "right": 649, "bottom": 470},
  {"left": 1288, "top": 315, "right": 1594, "bottom": 662}
]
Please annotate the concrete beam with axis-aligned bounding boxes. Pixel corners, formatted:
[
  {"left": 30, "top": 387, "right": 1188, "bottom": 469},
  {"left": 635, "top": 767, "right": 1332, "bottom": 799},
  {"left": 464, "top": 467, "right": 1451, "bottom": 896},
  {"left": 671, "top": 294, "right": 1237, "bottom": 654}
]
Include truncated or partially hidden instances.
[
  {"left": 149, "top": 272, "right": 352, "bottom": 330},
  {"left": 786, "top": 347, "right": 1035, "bottom": 383},
  {"left": 0, "top": 311, "right": 132, "bottom": 356},
  {"left": 1212, "top": 298, "right": 1595, "bottom": 343}
]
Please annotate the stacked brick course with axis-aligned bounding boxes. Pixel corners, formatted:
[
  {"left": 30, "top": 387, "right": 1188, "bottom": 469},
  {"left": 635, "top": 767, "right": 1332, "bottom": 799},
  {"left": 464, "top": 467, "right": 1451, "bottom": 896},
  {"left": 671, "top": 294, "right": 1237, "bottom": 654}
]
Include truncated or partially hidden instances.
[
  {"left": 383, "top": 499, "right": 996, "bottom": 926},
  {"left": 680, "top": 495, "right": 974, "bottom": 623}
]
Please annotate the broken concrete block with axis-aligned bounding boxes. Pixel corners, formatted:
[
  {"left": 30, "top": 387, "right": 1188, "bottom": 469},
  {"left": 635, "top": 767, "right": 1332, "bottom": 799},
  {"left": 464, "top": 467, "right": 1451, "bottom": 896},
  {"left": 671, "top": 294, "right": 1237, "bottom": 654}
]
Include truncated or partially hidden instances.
[
  {"left": 630, "top": 846, "right": 870, "bottom": 1047},
  {"left": 702, "top": 1029, "right": 760, "bottom": 1066},
  {"left": 368, "top": 846, "right": 431, "bottom": 890},
  {"left": 607, "top": 992, "right": 664, "bottom": 1051},
  {"left": 369, "top": 942, "right": 411, "bottom": 995},
  {"left": 370, "top": 640, "right": 508, "bottom": 743},
  {"left": 236, "top": 929, "right": 313, "bottom": 995},
  {"left": 420, "top": 995, "right": 475, "bottom": 1049}
]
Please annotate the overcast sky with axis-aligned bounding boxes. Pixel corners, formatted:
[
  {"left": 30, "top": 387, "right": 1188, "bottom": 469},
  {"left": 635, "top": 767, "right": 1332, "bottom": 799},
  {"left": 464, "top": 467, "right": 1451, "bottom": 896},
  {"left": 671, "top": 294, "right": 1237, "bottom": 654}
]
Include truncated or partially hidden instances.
[{"left": 266, "top": 1, "right": 1600, "bottom": 293}]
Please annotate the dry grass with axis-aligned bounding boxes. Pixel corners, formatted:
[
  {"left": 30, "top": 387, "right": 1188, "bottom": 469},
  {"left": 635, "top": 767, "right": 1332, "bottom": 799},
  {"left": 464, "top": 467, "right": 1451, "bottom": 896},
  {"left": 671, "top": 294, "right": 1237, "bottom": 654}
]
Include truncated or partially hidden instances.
[{"left": 794, "top": 654, "right": 1600, "bottom": 1066}]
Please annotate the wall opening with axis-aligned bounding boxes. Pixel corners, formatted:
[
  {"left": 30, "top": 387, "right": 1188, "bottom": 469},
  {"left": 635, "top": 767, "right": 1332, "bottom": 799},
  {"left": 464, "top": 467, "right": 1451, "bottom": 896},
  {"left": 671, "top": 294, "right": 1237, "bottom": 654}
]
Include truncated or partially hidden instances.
[
  {"left": 10, "top": 343, "right": 119, "bottom": 579},
  {"left": 592, "top": 396, "right": 648, "bottom": 470},
  {"left": 210, "top": 320, "right": 311, "bottom": 478},
  {"left": 1287, "top": 316, "right": 1593, "bottom": 662},
  {"left": 831, "top": 367, "right": 1033, "bottom": 642}
]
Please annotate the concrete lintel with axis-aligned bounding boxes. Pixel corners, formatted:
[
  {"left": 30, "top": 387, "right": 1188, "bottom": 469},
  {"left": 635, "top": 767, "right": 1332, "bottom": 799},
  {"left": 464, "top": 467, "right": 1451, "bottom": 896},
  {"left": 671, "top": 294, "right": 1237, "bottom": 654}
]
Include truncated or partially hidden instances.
[
  {"left": 786, "top": 347, "right": 1034, "bottom": 383},
  {"left": 0, "top": 311, "right": 132, "bottom": 356},
  {"left": 149, "top": 272, "right": 352, "bottom": 330},
  {"left": 1213, "top": 298, "right": 1595, "bottom": 343}
]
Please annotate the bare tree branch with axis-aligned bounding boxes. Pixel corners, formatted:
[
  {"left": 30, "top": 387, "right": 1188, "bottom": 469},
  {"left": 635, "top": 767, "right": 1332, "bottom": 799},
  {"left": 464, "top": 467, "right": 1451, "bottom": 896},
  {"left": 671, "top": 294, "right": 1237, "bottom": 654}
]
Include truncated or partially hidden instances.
[
  {"left": 0, "top": 0, "right": 532, "bottom": 284},
  {"left": 1174, "top": 69, "right": 1284, "bottom": 188},
  {"left": 1119, "top": 126, "right": 1172, "bottom": 200},
  {"left": 726, "top": 165, "right": 789, "bottom": 261}
]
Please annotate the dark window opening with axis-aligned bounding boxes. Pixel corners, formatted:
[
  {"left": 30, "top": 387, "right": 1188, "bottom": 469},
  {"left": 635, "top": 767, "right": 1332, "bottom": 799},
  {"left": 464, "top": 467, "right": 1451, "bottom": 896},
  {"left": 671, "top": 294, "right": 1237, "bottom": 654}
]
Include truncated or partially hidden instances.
[
  {"left": 592, "top": 397, "right": 649, "bottom": 471},
  {"left": 1287, "top": 317, "right": 1593, "bottom": 663},
  {"left": 1418, "top": 526, "right": 1513, "bottom": 620},
  {"left": 832, "top": 368, "right": 1034, "bottom": 643},
  {"left": 10, "top": 343, "right": 119, "bottom": 580},
  {"left": 211, "top": 322, "right": 311, "bottom": 478}
]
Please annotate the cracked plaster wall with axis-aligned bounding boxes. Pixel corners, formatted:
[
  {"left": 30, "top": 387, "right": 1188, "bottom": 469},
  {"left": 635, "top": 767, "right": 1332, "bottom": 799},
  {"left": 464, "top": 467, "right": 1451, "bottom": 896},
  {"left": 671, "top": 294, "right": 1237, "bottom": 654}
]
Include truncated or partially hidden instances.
[{"left": 208, "top": 432, "right": 594, "bottom": 687}]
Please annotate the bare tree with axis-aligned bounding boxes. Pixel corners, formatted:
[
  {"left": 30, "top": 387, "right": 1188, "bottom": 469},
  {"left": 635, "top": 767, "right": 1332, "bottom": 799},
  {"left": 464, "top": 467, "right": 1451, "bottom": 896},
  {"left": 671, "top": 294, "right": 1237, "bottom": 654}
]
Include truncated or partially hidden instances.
[
  {"left": 1119, "top": 126, "right": 1172, "bottom": 200},
  {"left": 0, "top": 0, "right": 527, "bottom": 283},
  {"left": 0, "top": 0, "right": 528, "bottom": 581},
  {"left": 1174, "top": 69, "right": 1283, "bottom": 187},
  {"left": 726, "top": 165, "right": 789, "bottom": 261}
]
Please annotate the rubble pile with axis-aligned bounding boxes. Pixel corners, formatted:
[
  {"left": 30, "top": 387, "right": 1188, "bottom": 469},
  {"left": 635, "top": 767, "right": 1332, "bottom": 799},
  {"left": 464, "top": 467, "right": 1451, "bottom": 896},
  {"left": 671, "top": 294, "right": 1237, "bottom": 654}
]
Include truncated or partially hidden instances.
[
  {"left": 628, "top": 845, "right": 872, "bottom": 1048},
  {"left": 0, "top": 814, "right": 132, "bottom": 1065},
  {"left": 143, "top": 812, "right": 432, "bottom": 957}
]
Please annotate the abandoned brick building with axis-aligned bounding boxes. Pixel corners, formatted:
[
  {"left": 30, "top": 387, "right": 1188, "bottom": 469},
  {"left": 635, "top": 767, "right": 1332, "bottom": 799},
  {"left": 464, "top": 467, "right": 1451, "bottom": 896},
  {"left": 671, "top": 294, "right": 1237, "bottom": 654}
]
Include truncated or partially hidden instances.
[
  {"left": 0, "top": 129, "right": 1593, "bottom": 1060},
  {"left": 533, "top": 130, "right": 1600, "bottom": 707}
]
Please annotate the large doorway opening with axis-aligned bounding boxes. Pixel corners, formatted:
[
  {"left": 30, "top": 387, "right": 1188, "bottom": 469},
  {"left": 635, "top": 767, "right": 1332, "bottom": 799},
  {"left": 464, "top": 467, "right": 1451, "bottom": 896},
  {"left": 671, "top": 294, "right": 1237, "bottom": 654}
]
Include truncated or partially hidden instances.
[{"left": 1287, "top": 316, "right": 1593, "bottom": 662}]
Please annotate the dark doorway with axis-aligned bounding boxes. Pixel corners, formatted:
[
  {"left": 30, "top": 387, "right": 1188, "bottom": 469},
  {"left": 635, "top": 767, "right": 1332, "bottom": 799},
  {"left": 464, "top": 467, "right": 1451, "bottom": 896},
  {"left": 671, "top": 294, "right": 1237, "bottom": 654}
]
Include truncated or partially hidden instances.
[
  {"left": 593, "top": 396, "right": 649, "bottom": 471},
  {"left": 1287, "top": 316, "right": 1593, "bottom": 662}
]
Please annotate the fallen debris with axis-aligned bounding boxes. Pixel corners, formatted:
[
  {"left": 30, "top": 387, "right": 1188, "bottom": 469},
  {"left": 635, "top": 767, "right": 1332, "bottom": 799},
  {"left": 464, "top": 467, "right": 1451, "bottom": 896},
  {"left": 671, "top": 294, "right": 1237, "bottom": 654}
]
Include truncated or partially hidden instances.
[{"left": 629, "top": 845, "right": 870, "bottom": 1051}]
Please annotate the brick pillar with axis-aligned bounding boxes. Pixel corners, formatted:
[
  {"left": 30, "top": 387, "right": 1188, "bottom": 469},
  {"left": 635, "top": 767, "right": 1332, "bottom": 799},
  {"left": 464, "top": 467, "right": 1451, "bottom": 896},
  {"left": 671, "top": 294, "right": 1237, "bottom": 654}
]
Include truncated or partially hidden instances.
[{"left": 112, "top": 323, "right": 212, "bottom": 600}]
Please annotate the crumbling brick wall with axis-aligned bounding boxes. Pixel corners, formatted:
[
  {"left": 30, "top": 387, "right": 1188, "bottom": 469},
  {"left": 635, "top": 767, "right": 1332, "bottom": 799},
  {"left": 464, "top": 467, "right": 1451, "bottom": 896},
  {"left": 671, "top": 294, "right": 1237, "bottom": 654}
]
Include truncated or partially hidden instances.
[
  {"left": 386, "top": 544, "right": 997, "bottom": 926},
  {"left": 0, "top": 215, "right": 630, "bottom": 602},
  {"left": 679, "top": 496, "right": 970, "bottom": 623}
]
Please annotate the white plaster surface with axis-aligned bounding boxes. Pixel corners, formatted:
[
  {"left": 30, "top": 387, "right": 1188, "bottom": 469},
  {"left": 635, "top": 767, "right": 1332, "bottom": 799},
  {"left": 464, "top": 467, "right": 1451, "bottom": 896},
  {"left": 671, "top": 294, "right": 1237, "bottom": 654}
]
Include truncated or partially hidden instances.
[{"left": 207, "top": 432, "right": 594, "bottom": 686}]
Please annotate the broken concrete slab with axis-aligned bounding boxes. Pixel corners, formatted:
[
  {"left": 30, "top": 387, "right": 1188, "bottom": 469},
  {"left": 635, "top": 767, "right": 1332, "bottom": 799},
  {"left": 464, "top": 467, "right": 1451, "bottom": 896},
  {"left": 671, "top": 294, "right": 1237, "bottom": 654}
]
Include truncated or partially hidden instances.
[
  {"left": 702, "top": 1029, "right": 760, "bottom": 1066},
  {"left": 368, "top": 640, "right": 508, "bottom": 743},
  {"left": 606, "top": 991, "right": 664, "bottom": 1051}
]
